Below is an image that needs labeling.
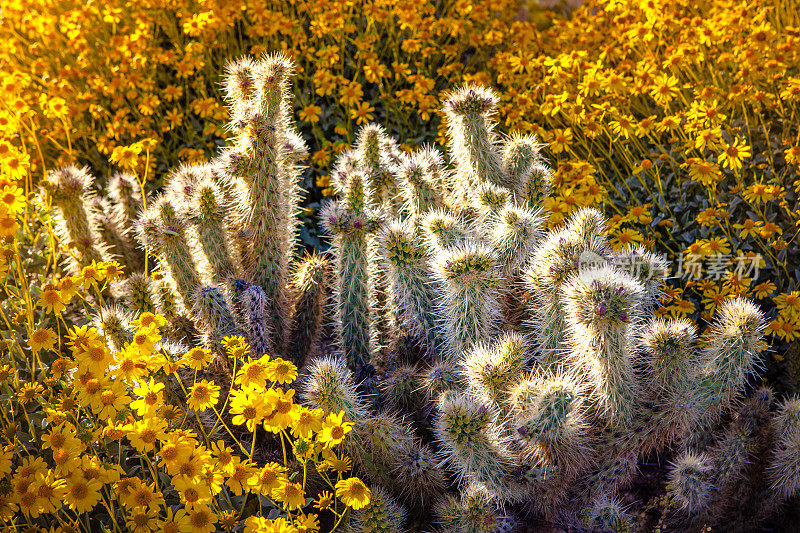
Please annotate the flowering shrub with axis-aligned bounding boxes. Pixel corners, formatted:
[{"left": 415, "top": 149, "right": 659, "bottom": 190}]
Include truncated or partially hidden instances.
[
  {"left": 2, "top": 252, "right": 370, "bottom": 530},
  {"left": 0, "top": 0, "right": 524, "bottom": 248},
  {"left": 488, "top": 0, "right": 800, "bottom": 367}
]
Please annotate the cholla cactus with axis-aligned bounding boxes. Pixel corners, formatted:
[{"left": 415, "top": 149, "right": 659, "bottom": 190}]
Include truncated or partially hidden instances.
[
  {"left": 346, "top": 486, "right": 406, "bottom": 533},
  {"left": 287, "top": 253, "right": 330, "bottom": 364},
  {"left": 48, "top": 56, "right": 798, "bottom": 531},
  {"left": 320, "top": 182, "right": 381, "bottom": 370},
  {"left": 41, "top": 166, "right": 108, "bottom": 271},
  {"left": 311, "top": 81, "right": 800, "bottom": 531}
]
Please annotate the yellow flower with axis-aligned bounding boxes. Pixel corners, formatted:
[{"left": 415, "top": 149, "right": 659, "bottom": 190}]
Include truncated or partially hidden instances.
[
  {"left": 263, "top": 388, "right": 297, "bottom": 433},
  {"left": 732, "top": 219, "right": 763, "bottom": 239},
  {"left": 650, "top": 74, "right": 679, "bottom": 106},
  {"left": 700, "top": 237, "right": 731, "bottom": 256},
  {"left": 549, "top": 128, "right": 572, "bottom": 154},
  {"left": 294, "top": 513, "right": 320, "bottom": 533},
  {"left": 58, "top": 276, "right": 81, "bottom": 300},
  {"left": 322, "top": 450, "right": 352, "bottom": 474},
  {"left": 291, "top": 406, "right": 324, "bottom": 438},
  {"left": 234, "top": 358, "right": 268, "bottom": 389},
  {"left": 249, "top": 462, "right": 288, "bottom": 497},
  {"left": 37, "top": 288, "right": 66, "bottom": 315},
  {"left": 753, "top": 281, "right": 776, "bottom": 299},
  {"left": 273, "top": 480, "right": 305, "bottom": 511},
  {"left": 230, "top": 386, "right": 267, "bottom": 432},
  {"left": 317, "top": 410, "right": 352, "bottom": 448},
  {"left": 130, "top": 378, "right": 165, "bottom": 417},
  {"left": 314, "top": 490, "right": 334, "bottom": 511},
  {"left": 183, "top": 346, "right": 213, "bottom": 370},
  {"left": 29, "top": 328, "right": 56, "bottom": 353},
  {"left": 110, "top": 143, "right": 143, "bottom": 171},
  {"left": 127, "top": 418, "right": 168, "bottom": 453},
  {"left": 335, "top": 477, "right": 371, "bottom": 510},
  {"left": 184, "top": 505, "right": 218, "bottom": 533},
  {"left": 717, "top": 138, "right": 751, "bottom": 172},
  {"left": 687, "top": 159, "right": 722, "bottom": 187},
  {"left": 126, "top": 507, "right": 158, "bottom": 533},
  {"left": 0, "top": 185, "right": 25, "bottom": 216},
  {"left": 265, "top": 357, "right": 298, "bottom": 384},
  {"left": 339, "top": 81, "right": 364, "bottom": 107},
  {"left": 101, "top": 260, "right": 124, "bottom": 282},
  {"left": 80, "top": 261, "right": 104, "bottom": 290},
  {"left": 222, "top": 335, "right": 250, "bottom": 359},
  {"left": 18, "top": 382, "right": 44, "bottom": 404},
  {"left": 350, "top": 102, "right": 375, "bottom": 125},
  {"left": 299, "top": 104, "right": 322, "bottom": 123},
  {"left": 131, "top": 312, "right": 167, "bottom": 329},
  {"left": 187, "top": 380, "right": 220, "bottom": 411},
  {"left": 31, "top": 470, "right": 67, "bottom": 517},
  {"left": 226, "top": 458, "right": 257, "bottom": 496},
  {"left": 157, "top": 508, "right": 191, "bottom": 533},
  {"left": 774, "top": 292, "right": 800, "bottom": 317},
  {"left": 64, "top": 477, "right": 102, "bottom": 514},
  {"left": 131, "top": 324, "right": 161, "bottom": 355}
]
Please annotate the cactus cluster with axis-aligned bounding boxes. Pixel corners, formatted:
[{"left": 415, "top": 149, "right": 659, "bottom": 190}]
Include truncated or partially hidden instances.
[
  {"left": 42, "top": 53, "right": 329, "bottom": 365},
  {"left": 44, "top": 53, "right": 800, "bottom": 531}
]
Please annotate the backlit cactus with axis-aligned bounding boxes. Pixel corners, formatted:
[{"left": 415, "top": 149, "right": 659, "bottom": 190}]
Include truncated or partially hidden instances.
[{"left": 47, "top": 56, "right": 800, "bottom": 531}]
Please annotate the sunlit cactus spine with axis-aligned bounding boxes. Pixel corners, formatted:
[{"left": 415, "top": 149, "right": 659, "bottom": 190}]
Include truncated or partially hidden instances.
[
  {"left": 301, "top": 356, "right": 368, "bottom": 423},
  {"left": 141, "top": 196, "right": 202, "bottom": 310},
  {"left": 88, "top": 196, "right": 137, "bottom": 268},
  {"left": 379, "top": 363, "right": 420, "bottom": 411},
  {"left": 508, "top": 373, "right": 594, "bottom": 484},
  {"left": 348, "top": 412, "right": 417, "bottom": 491},
  {"left": 187, "top": 177, "right": 238, "bottom": 284},
  {"left": 471, "top": 181, "right": 511, "bottom": 231},
  {"left": 580, "top": 495, "right": 632, "bottom": 533},
  {"left": 434, "top": 483, "right": 512, "bottom": 533},
  {"left": 695, "top": 298, "right": 766, "bottom": 419},
  {"left": 396, "top": 150, "right": 445, "bottom": 216},
  {"left": 238, "top": 284, "right": 271, "bottom": 357},
  {"left": 638, "top": 318, "right": 703, "bottom": 450},
  {"left": 380, "top": 222, "right": 444, "bottom": 353},
  {"left": 353, "top": 123, "right": 402, "bottom": 213},
  {"left": 286, "top": 253, "right": 330, "bottom": 365},
  {"left": 461, "top": 332, "right": 528, "bottom": 411},
  {"left": 488, "top": 205, "right": 543, "bottom": 280},
  {"left": 92, "top": 305, "right": 134, "bottom": 352},
  {"left": 389, "top": 439, "right": 448, "bottom": 507},
  {"left": 434, "top": 392, "right": 520, "bottom": 501},
  {"left": 115, "top": 272, "right": 157, "bottom": 314},
  {"left": 668, "top": 451, "right": 713, "bottom": 515},
  {"left": 763, "top": 396, "right": 800, "bottom": 512},
  {"left": 523, "top": 210, "right": 613, "bottom": 367},
  {"left": 107, "top": 172, "right": 143, "bottom": 225},
  {"left": 501, "top": 133, "right": 552, "bottom": 202},
  {"left": 219, "top": 53, "right": 302, "bottom": 349},
  {"left": 191, "top": 285, "right": 239, "bottom": 348},
  {"left": 320, "top": 177, "right": 381, "bottom": 370},
  {"left": 41, "top": 166, "right": 106, "bottom": 271},
  {"left": 442, "top": 85, "right": 505, "bottom": 194},
  {"left": 433, "top": 244, "right": 501, "bottom": 358},
  {"left": 421, "top": 209, "right": 472, "bottom": 251},
  {"left": 562, "top": 266, "right": 644, "bottom": 427},
  {"left": 613, "top": 244, "right": 670, "bottom": 309},
  {"left": 105, "top": 171, "right": 146, "bottom": 270},
  {"left": 348, "top": 125, "right": 402, "bottom": 359},
  {"left": 703, "top": 388, "right": 773, "bottom": 525},
  {"left": 346, "top": 486, "right": 407, "bottom": 533}
]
